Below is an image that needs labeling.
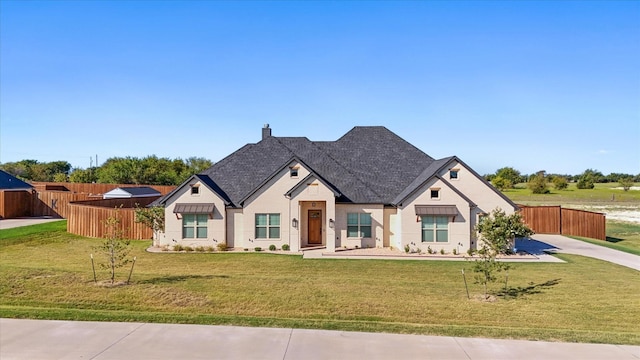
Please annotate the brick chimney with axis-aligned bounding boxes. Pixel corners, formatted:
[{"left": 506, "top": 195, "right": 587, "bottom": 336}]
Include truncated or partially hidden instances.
[{"left": 262, "top": 124, "right": 272, "bottom": 140}]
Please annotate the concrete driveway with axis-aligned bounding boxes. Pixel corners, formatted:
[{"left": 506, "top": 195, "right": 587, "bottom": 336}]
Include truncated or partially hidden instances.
[
  {"left": 2, "top": 318, "right": 639, "bottom": 360},
  {"left": 516, "top": 234, "right": 640, "bottom": 271},
  {"left": 0, "top": 217, "right": 63, "bottom": 230}
]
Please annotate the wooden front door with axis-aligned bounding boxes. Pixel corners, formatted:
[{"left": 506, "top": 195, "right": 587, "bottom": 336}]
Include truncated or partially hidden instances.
[{"left": 308, "top": 210, "right": 322, "bottom": 245}]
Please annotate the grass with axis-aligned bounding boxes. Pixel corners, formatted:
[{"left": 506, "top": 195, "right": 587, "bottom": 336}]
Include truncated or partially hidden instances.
[
  {"left": 1, "top": 222, "right": 639, "bottom": 345},
  {"left": 504, "top": 182, "right": 640, "bottom": 206},
  {"left": 569, "top": 221, "right": 640, "bottom": 256},
  {"left": 500, "top": 182, "right": 640, "bottom": 254}
]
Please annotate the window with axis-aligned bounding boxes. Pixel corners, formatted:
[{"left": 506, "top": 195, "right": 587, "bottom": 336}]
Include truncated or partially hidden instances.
[
  {"left": 347, "top": 213, "right": 372, "bottom": 238},
  {"left": 430, "top": 188, "right": 440, "bottom": 199},
  {"left": 191, "top": 186, "right": 199, "bottom": 195},
  {"left": 421, "top": 216, "right": 449, "bottom": 242},
  {"left": 449, "top": 169, "right": 459, "bottom": 180},
  {"left": 290, "top": 168, "right": 299, "bottom": 177},
  {"left": 255, "top": 213, "right": 280, "bottom": 239},
  {"left": 183, "top": 214, "right": 208, "bottom": 238}
]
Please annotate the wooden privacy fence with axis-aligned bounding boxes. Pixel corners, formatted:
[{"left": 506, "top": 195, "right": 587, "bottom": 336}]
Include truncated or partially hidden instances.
[
  {"left": 32, "top": 191, "right": 96, "bottom": 218},
  {"left": 67, "top": 197, "right": 159, "bottom": 240},
  {"left": 31, "top": 182, "right": 176, "bottom": 196},
  {"left": 1, "top": 182, "right": 175, "bottom": 219},
  {"left": 519, "top": 205, "right": 606, "bottom": 240},
  {"left": 0, "top": 190, "right": 33, "bottom": 218}
]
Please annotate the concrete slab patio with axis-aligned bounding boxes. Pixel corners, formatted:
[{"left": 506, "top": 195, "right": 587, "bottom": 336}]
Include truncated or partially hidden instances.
[{"left": 1, "top": 319, "right": 638, "bottom": 360}]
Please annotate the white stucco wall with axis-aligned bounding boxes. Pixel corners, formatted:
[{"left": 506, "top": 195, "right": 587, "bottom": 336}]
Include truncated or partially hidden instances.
[
  {"left": 241, "top": 162, "right": 337, "bottom": 251},
  {"left": 161, "top": 179, "right": 227, "bottom": 248},
  {"left": 335, "top": 204, "right": 384, "bottom": 249},
  {"left": 399, "top": 177, "right": 471, "bottom": 254},
  {"left": 397, "top": 160, "right": 517, "bottom": 253}
]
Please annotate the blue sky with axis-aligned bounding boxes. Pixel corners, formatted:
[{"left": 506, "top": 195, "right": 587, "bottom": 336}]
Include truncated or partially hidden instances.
[{"left": 1, "top": 1, "right": 638, "bottom": 176}]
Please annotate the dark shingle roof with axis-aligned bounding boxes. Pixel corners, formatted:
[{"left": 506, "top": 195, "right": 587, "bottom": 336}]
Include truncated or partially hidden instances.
[
  {"left": 0, "top": 170, "right": 33, "bottom": 190},
  {"left": 197, "top": 126, "right": 437, "bottom": 205},
  {"left": 117, "top": 187, "right": 161, "bottom": 196},
  {"left": 155, "top": 126, "right": 516, "bottom": 209}
]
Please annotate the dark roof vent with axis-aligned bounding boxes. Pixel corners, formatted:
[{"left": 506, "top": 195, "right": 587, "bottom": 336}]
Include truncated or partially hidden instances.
[{"left": 262, "top": 124, "right": 272, "bottom": 140}]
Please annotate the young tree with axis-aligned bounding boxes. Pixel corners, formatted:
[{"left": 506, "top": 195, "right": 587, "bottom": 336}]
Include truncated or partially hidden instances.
[
  {"left": 473, "top": 209, "right": 534, "bottom": 299},
  {"left": 134, "top": 206, "right": 165, "bottom": 246},
  {"left": 95, "top": 214, "right": 131, "bottom": 284}
]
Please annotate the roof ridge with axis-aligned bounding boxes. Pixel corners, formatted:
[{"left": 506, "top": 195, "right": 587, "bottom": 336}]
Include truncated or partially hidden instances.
[
  {"left": 275, "top": 136, "right": 383, "bottom": 201},
  {"left": 307, "top": 139, "right": 386, "bottom": 201}
]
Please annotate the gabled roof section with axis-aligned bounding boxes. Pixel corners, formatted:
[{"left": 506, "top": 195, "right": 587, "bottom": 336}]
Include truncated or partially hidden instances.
[
  {"left": 284, "top": 173, "right": 341, "bottom": 198},
  {"left": 392, "top": 157, "right": 454, "bottom": 205},
  {"left": 453, "top": 157, "right": 519, "bottom": 211},
  {"left": 200, "top": 136, "right": 297, "bottom": 205},
  {"left": 106, "top": 187, "right": 160, "bottom": 197},
  {"left": 152, "top": 174, "right": 231, "bottom": 207},
  {"left": 392, "top": 156, "right": 517, "bottom": 211},
  {"left": 0, "top": 170, "right": 33, "bottom": 190}
]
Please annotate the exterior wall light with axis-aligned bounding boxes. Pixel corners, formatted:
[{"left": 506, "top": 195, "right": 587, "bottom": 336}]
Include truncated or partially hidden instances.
[
  {"left": 329, "top": 218, "right": 335, "bottom": 228},
  {"left": 292, "top": 218, "right": 298, "bottom": 229}
]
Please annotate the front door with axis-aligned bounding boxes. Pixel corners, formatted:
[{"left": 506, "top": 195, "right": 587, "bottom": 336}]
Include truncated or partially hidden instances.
[{"left": 308, "top": 210, "right": 322, "bottom": 245}]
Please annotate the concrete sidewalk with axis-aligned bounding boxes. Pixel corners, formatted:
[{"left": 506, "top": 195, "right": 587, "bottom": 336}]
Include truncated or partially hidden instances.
[{"left": 1, "top": 319, "right": 638, "bottom": 360}]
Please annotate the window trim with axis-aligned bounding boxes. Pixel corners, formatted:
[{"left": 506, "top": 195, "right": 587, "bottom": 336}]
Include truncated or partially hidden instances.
[
  {"left": 430, "top": 188, "right": 440, "bottom": 199},
  {"left": 190, "top": 185, "right": 200, "bottom": 195},
  {"left": 290, "top": 167, "right": 299, "bottom": 178},
  {"left": 421, "top": 215, "right": 449, "bottom": 243},
  {"left": 255, "top": 213, "right": 281, "bottom": 239},
  {"left": 449, "top": 169, "right": 459, "bottom": 180},
  {"left": 347, "top": 212, "right": 372, "bottom": 238},
  {"left": 182, "top": 213, "right": 208, "bottom": 239}
]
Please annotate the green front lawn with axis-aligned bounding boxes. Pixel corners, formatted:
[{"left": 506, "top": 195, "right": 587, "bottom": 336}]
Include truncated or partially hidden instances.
[
  {"left": 1, "top": 222, "right": 639, "bottom": 345},
  {"left": 570, "top": 221, "right": 640, "bottom": 256}
]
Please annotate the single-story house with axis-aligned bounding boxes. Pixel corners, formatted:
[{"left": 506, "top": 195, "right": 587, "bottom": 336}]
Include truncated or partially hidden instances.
[
  {"left": 103, "top": 187, "right": 161, "bottom": 199},
  {"left": 153, "top": 125, "right": 517, "bottom": 252}
]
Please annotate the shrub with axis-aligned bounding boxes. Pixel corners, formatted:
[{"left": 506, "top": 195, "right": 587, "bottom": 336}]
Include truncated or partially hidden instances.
[
  {"left": 195, "top": 246, "right": 205, "bottom": 252},
  {"left": 216, "top": 242, "right": 227, "bottom": 252},
  {"left": 619, "top": 177, "right": 634, "bottom": 191},
  {"left": 467, "top": 248, "right": 475, "bottom": 256},
  {"left": 404, "top": 244, "right": 410, "bottom": 253},
  {"left": 452, "top": 248, "right": 458, "bottom": 255},
  {"left": 416, "top": 248, "right": 422, "bottom": 254},
  {"left": 243, "top": 248, "right": 249, "bottom": 251},
  {"left": 254, "top": 247, "right": 262, "bottom": 252},
  {"left": 184, "top": 246, "right": 194, "bottom": 252},
  {"left": 492, "top": 176, "right": 513, "bottom": 191},
  {"left": 427, "top": 246, "right": 434, "bottom": 254},
  {"left": 576, "top": 177, "right": 594, "bottom": 189},
  {"left": 552, "top": 176, "right": 569, "bottom": 190},
  {"left": 528, "top": 172, "right": 549, "bottom": 194},
  {"left": 173, "top": 244, "right": 184, "bottom": 251},
  {"left": 282, "top": 244, "right": 290, "bottom": 251},
  {"left": 269, "top": 244, "right": 276, "bottom": 251},
  {"left": 204, "top": 246, "right": 215, "bottom": 252},
  {"left": 440, "top": 248, "right": 445, "bottom": 255}
]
